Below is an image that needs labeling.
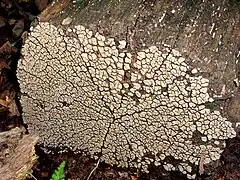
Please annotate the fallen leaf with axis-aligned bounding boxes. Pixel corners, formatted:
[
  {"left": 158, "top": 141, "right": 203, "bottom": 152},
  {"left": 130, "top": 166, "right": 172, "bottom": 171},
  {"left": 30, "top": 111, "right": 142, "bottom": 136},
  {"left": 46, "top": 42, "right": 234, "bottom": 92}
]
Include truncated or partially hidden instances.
[
  {"left": 40, "top": 171, "right": 49, "bottom": 177},
  {"left": 6, "top": 96, "right": 20, "bottom": 116},
  {"left": 217, "top": 176, "right": 223, "bottom": 180},
  {"left": 0, "top": 76, "right": 11, "bottom": 93},
  {"left": 0, "top": 41, "right": 17, "bottom": 55},
  {"left": 0, "top": 59, "right": 10, "bottom": 70},
  {"left": 0, "top": 96, "right": 20, "bottom": 116},
  {"left": 0, "top": 98, "right": 8, "bottom": 108},
  {"left": 131, "top": 175, "right": 138, "bottom": 180}
]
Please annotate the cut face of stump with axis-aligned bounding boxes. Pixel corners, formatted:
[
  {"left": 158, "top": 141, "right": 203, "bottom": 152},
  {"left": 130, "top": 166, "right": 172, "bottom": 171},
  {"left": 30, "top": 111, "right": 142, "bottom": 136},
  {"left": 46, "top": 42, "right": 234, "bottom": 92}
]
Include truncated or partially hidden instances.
[
  {"left": 17, "top": 0, "right": 240, "bottom": 178},
  {"left": 17, "top": 22, "right": 237, "bottom": 179}
]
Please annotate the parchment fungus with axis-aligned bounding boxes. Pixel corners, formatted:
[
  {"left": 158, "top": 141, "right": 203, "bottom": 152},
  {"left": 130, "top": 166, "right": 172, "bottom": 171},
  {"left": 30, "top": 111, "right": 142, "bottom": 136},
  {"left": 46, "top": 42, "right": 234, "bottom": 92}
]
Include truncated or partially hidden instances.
[{"left": 17, "top": 21, "right": 236, "bottom": 179}]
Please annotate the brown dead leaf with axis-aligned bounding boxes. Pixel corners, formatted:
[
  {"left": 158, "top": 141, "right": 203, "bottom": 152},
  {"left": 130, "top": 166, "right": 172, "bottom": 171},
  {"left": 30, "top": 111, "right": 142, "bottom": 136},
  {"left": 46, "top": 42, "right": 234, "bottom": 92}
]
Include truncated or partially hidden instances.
[
  {"left": 0, "top": 41, "right": 17, "bottom": 55},
  {"left": 0, "top": 76, "right": 9, "bottom": 92},
  {"left": 6, "top": 96, "right": 20, "bottom": 116},
  {"left": 0, "top": 96, "right": 20, "bottom": 116},
  {"left": 0, "top": 60, "right": 10, "bottom": 70},
  {"left": 0, "top": 98, "right": 9, "bottom": 108},
  {"left": 217, "top": 176, "right": 223, "bottom": 180},
  {"left": 131, "top": 175, "right": 138, "bottom": 180}
]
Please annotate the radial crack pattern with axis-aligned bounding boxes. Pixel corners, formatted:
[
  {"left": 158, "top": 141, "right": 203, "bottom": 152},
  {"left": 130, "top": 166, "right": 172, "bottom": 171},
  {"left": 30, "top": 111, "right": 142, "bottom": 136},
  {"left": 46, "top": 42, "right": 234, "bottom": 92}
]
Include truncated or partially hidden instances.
[{"left": 17, "top": 22, "right": 236, "bottom": 179}]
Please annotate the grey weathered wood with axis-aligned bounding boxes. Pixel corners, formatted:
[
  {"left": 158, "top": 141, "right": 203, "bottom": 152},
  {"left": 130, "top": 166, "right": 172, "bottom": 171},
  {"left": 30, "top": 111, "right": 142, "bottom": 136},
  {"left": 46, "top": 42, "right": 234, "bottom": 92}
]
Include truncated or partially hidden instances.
[{"left": 0, "top": 127, "right": 38, "bottom": 180}]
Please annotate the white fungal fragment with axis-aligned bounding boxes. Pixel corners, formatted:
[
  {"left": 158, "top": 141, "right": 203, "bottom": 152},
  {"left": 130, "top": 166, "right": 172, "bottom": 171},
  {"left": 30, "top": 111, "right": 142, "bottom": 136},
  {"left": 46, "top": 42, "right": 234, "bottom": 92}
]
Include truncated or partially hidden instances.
[
  {"left": 191, "top": 68, "right": 198, "bottom": 74},
  {"left": 61, "top": 17, "right": 73, "bottom": 26},
  {"left": 17, "top": 22, "right": 237, "bottom": 179},
  {"left": 202, "top": 137, "right": 207, "bottom": 142},
  {"left": 118, "top": 40, "right": 127, "bottom": 49}
]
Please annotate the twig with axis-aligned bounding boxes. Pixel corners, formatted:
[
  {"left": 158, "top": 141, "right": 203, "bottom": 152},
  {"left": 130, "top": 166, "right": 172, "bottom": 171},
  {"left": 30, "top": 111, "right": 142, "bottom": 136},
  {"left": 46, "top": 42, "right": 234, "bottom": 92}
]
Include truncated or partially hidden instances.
[
  {"left": 86, "top": 158, "right": 101, "bottom": 180},
  {"left": 30, "top": 173, "right": 38, "bottom": 180}
]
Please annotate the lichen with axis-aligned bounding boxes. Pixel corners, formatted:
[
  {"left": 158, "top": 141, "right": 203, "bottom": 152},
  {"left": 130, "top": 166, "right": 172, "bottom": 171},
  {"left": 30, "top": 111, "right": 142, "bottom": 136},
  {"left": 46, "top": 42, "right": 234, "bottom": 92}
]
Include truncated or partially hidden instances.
[{"left": 17, "top": 22, "right": 236, "bottom": 179}]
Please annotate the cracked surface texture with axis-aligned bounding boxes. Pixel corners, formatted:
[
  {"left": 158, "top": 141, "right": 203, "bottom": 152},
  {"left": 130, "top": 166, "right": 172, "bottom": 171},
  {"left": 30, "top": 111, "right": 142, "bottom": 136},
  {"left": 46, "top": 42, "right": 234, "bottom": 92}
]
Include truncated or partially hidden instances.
[{"left": 17, "top": 22, "right": 236, "bottom": 179}]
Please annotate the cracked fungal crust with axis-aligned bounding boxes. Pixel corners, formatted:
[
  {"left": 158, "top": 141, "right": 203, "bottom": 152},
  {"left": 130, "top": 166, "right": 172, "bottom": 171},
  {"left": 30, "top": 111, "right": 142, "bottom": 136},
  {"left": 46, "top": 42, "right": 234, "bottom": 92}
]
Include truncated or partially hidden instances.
[{"left": 17, "top": 22, "right": 236, "bottom": 179}]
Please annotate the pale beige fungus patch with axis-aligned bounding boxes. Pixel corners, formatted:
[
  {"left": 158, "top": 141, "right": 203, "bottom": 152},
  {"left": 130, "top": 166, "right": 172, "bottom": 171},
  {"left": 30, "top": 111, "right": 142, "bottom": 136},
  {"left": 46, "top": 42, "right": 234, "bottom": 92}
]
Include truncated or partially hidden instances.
[{"left": 17, "top": 22, "right": 236, "bottom": 179}]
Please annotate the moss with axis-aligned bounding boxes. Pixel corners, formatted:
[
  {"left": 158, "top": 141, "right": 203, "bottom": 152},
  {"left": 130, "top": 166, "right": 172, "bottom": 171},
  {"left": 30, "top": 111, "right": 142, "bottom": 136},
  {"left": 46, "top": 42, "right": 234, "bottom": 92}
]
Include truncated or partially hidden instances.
[
  {"left": 74, "top": 0, "right": 89, "bottom": 9},
  {"left": 205, "top": 102, "right": 217, "bottom": 110}
]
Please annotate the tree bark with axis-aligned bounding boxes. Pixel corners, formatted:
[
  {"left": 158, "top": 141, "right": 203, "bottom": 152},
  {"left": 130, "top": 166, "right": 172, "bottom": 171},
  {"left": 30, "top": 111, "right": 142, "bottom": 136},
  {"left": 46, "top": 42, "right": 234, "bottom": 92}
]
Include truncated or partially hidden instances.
[{"left": 41, "top": 0, "right": 240, "bottom": 95}]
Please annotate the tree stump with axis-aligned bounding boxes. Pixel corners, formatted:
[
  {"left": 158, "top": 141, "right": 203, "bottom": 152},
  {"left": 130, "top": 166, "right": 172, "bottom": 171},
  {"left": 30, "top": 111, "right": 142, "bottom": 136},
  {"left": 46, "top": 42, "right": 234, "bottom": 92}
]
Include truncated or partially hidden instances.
[{"left": 17, "top": 0, "right": 240, "bottom": 178}]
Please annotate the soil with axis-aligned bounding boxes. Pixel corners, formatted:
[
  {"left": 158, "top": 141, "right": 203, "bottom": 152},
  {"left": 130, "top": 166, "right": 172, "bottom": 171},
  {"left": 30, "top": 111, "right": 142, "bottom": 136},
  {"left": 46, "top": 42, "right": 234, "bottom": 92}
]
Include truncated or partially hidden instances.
[{"left": 0, "top": 0, "right": 240, "bottom": 180}]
